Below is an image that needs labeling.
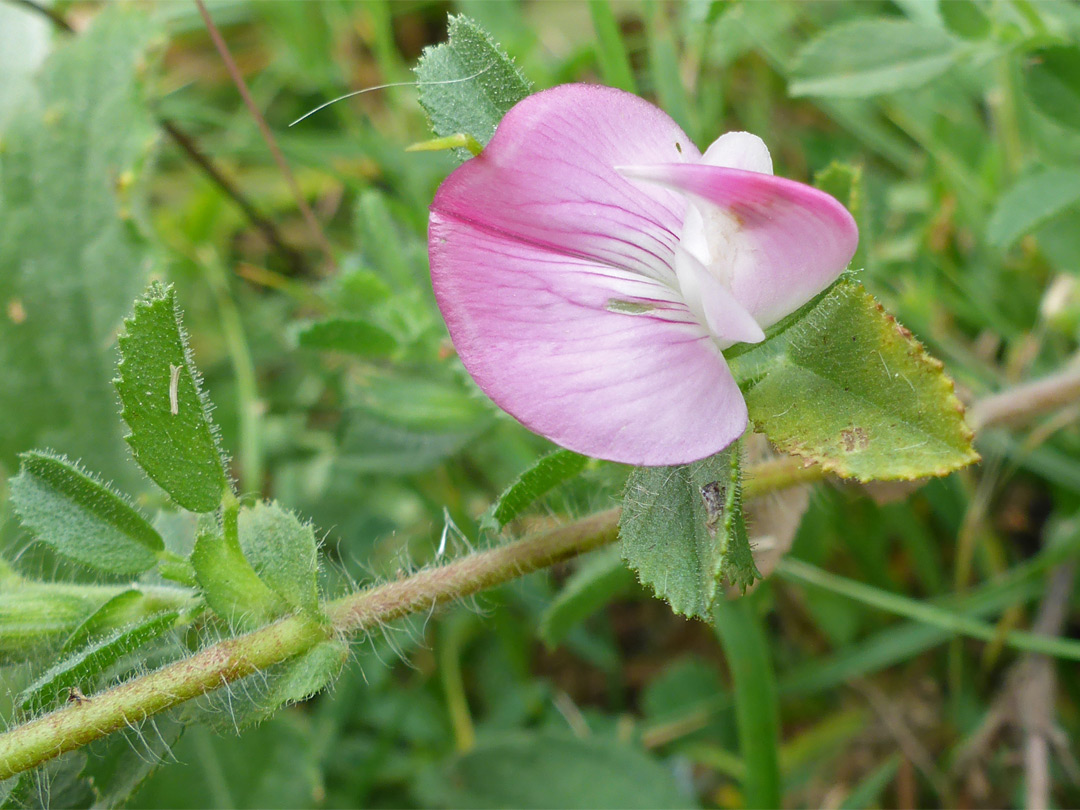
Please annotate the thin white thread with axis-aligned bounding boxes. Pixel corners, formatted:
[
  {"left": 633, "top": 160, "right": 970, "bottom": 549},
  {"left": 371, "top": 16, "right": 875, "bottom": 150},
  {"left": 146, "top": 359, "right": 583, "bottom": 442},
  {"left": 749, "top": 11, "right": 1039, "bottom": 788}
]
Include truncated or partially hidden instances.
[{"left": 289, "top": 63, "right": 497, "bottom": 127}]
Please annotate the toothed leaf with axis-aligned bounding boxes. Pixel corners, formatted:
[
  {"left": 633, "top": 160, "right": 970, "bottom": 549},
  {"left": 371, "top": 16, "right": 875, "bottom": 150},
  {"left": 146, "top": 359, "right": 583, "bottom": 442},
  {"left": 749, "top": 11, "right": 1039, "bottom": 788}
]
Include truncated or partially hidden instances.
[
  {"left": 416, "top": 15, "right": 531, "bottom": 160},
  {"left": 115, "top": 283, "right": 230, "bottom": 512},
  {"left": 730, "top": 282, "right": 978, "bottom": 481},
  {"left": 621, "top": 445, "right": 757, "bottom": 621},
  {"left": 238, "top": 502, "right": 320, "bottom": 616},
  {"left": 9, "top": 451, "right": 162, "bottom": 575}
]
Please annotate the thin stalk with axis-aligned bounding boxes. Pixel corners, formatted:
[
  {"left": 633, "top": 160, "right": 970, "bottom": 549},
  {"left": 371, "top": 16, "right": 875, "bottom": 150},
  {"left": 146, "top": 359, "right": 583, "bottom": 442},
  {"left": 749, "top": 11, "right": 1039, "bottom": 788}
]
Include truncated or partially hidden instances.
[
  {"left": 204, "top": 254, "right": 263, "bottom": 496},
  {"left": 194, "top": 0, "right": 338, "bottom": 271}
]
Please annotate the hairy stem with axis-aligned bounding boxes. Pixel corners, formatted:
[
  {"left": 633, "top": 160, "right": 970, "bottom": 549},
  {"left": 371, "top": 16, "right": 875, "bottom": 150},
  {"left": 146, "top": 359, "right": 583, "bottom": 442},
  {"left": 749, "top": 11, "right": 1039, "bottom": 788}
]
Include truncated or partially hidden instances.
[
  {"left": 0, "top": 509, "right": 619, "bottom": 779},
  {"left": 3, "top": 361, "right": 1080, "bottom": 777}
]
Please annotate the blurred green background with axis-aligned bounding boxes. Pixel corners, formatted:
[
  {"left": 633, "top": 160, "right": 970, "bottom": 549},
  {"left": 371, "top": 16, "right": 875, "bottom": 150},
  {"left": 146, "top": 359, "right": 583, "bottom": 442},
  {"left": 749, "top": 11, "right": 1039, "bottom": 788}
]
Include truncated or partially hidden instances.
[{"left": 2, "top": 1, "right": 1080, "bottom": 807}]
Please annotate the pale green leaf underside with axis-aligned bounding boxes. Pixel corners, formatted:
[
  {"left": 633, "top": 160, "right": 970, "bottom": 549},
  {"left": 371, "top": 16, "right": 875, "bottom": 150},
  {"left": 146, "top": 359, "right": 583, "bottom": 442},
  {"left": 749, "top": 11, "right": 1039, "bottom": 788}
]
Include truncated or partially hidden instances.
[
  {"left": 0, "top": 6, "right": 160, "bottom": 484},
  {"left": 621, "top": 446, "right": 757, "bottom": 621},
  {"left": 416, "top": 15, "right": 531, "bottom": 157},
  {"left": 238, "top": 502, "right": 320, "bottom": 616},
  {"left": 790, "top": 19, "right": 960, "bottom": 98},
  {"left": 731, "top": 282, "right": 978, "bottom": 481},
  {"left": 9, "top": 451, "right": 163, "bottom": 575},
  {"left": 115, "top": 283, "right": 230, "bottom": 513}
]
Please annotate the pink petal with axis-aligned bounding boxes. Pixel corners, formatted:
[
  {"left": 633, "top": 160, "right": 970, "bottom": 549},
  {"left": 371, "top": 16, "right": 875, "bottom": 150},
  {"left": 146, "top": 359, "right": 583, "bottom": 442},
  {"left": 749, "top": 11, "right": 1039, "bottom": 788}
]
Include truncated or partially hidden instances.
[
  {"left": 429, "top": 213, "right": 748, "bottom": 466},
  {"left": 618, "top": 164, "right": 859, "bottom": 329},
  {"left": 431, "top": 84, "right": 697, "bottom": 288}
]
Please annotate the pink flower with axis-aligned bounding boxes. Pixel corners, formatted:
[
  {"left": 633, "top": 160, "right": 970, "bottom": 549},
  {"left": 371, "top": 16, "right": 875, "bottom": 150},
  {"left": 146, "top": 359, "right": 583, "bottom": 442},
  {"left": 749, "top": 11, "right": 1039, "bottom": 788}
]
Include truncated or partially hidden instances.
[{"left": 428, "top": 84, "right": 857, "bottom": 466}]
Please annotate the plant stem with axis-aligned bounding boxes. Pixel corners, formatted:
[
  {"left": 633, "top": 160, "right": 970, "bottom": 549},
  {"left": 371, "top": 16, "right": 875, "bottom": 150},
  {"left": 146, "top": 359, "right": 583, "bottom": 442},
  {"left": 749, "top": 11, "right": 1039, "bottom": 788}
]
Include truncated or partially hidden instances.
[
  {"left": 4, "top": 360, "right": 1080, "bottom": 777},
  {"left": 194, "top": 0, "right": 338, "bottom": 271},
  {"left": 0, "top": 509, "right": 619, "bottom": 779}
]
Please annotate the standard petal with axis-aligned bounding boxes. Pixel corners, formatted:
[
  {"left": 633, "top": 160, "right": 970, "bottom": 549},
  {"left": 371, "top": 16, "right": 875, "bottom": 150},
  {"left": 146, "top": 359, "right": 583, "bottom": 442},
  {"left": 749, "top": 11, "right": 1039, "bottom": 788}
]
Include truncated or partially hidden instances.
[
  {"left": 430, "top": 213, "right": 748, "bottom": 466},
  {"left": 618, "top": 164, "right": 859, "bottom": 329},
  {"left": 430, "top": 84, "right": 697, "bottom": 287}
]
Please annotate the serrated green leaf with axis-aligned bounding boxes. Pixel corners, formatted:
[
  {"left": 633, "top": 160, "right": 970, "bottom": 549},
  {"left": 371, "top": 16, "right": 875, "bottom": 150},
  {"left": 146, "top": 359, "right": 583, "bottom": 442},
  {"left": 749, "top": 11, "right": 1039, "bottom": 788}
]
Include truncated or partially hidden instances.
[
  {"left": 0, "top": 6, "right": 160, "bottom": 484},
  {"left": 8, "top": 451, "right": 162, "bottom": 575},
  {"left": 987, "top": 167, "right": 1080, "bottom": 249},
  {"left": 293, "top": 317, "right": 397, "bottom": 358},
  {"left": 238, "top": 501, "right": 320, "bottom": 615},
  {"left": 621, "top": 445, "right": 758, "bottom": 621},
  {"left": 731, "top": 282, "right": 978, "bottom": 481},
  {"left": 115, "top": 283, "right": 230, "bottom": 513},
  {"left": 190, "top": 530, "right": 287, "bottom": 630},
  {"left": 1024, "top": 46, "right": 1080, "bottom": 132},
  {"left": 789, "top": 19, "right": 960, "bottom": 98},
  {"left": 415, "top": 731, "right": 695, "bottom": 809},
  {"left": 61, "top": 590, "right": 145, "bottom": 653},
  {"left": 482, "top": 450, "right": 589, "bottom": 532},
  {"left": 416, "top": 15, "right": 531, "bottom": 159},
  {"left": 538, "top": 547, "right": 633, "bottom": 647},
  {"left": 18, "top": 611, "right": 179, "bottom": 715}
]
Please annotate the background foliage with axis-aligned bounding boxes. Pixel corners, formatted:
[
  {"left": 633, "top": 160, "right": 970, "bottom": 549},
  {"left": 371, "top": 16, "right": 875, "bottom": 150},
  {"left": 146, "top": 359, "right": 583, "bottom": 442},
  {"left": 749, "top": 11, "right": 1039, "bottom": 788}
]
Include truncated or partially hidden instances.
[{"left": 2, "top": 0, "right": 1080, "bottom": 807}]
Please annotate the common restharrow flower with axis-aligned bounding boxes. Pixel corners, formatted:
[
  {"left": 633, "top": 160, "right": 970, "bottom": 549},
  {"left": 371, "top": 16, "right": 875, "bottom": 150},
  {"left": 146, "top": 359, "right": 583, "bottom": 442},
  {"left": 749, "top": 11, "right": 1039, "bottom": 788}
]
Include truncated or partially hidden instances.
[{"left": 428, "top": 84, "right": 858, "bottom": 466}]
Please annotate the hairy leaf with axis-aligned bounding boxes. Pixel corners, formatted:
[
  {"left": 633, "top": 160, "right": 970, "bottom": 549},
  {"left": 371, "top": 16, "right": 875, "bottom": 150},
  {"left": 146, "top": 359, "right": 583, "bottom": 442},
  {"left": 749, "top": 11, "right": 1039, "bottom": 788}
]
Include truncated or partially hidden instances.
[
  {"left": 18, "top": 612, "right": 179, "bottom": 715},
  {"left": 9, "top": 452, "right": 162, "bottom": 575},
  {"left": 790, "top": 19, "right": 960, "bottom": 98},
  {"left": 416, "top": 15, "right": 531, "bottom": 158},
  {"left": 190, "top": 531, "right": 287, "bottom": 630},
  {"left": 0, "top": 6, "right": 160, "bottom": 483},
  {"left": 238, "top": 502, "right": 320, "bottom": 616},
  {"left": 621, "top": 445, "right": 758, "bottom": 621},
  {"left": 481, "top": 450, "right": 588, "bottom": 532},
  {"left": 730, "top": 283, "right": 978, "bottom": 481},
  {"left": 115, "top": 283, "right": 230, "bottom": 512}
]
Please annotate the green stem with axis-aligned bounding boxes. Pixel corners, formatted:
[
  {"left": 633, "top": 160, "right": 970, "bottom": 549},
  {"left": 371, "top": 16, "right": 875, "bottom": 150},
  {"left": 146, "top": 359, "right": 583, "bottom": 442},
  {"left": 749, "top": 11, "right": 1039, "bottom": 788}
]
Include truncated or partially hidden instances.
[
  {"left": 205, "top": 255, "right": 263, "bottom": 497},
  {"left": 0, "top": 508, "right": 620, "bottom": 779}
]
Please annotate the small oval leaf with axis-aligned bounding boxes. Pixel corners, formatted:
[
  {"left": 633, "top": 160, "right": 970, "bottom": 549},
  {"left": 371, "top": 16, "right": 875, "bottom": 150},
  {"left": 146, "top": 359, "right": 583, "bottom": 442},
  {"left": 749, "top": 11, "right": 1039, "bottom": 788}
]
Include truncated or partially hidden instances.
[
  {"left": 115, "top": 283, "right": 230, "bottom": 512},
  {"left": 9, "top": 451, "right": 163, "bottom": 574}
]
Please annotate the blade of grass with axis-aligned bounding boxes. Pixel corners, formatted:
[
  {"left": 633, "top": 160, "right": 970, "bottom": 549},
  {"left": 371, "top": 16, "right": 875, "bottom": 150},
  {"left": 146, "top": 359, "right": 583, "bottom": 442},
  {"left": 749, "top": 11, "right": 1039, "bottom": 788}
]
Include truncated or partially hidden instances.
[
  {"left": 589, "top": 0, "right": 638, "bottom": 93},
  {"left": 714, "top": 597, "right": 781, "bottom": 809},
  {"left": 776, "top": 557, "right": 1080, "bottom": 662}
]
